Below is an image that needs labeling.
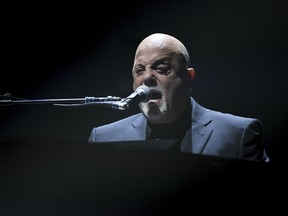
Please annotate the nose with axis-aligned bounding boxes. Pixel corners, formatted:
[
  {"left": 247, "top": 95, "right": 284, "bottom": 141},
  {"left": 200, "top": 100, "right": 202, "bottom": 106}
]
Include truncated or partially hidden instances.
[{"left": 143, "top": 69, "right": 157, "bottom": 86}]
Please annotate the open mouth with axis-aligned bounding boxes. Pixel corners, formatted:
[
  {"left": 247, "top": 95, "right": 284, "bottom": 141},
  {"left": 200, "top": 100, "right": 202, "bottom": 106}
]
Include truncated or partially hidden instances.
[{"left": 150, "top": 90, "right": 162, "bottom": 100}]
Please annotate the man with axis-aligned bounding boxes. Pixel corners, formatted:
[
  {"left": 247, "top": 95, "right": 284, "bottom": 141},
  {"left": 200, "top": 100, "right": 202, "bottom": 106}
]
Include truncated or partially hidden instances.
[{"left": 89, "top": 33, "right": 269, "bottom": 162}]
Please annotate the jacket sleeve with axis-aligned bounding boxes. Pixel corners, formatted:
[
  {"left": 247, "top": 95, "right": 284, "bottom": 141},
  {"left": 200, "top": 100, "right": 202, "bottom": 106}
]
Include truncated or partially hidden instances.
[{"left": 239, "top": 119, "right": 269, "bottom": 162}]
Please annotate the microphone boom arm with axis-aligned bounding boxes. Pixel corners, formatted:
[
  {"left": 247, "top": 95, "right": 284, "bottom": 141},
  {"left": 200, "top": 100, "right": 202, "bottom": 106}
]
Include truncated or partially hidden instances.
[
  {"left": 0, "top": 85, "right": 152, "bottom": 109},
  {"left": 0, "top": 96, "right": 122, "bottom": 106}
]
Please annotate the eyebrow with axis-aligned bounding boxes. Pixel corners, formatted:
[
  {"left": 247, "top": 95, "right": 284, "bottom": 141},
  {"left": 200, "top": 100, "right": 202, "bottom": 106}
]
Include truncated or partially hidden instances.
[{"left": 133, "top": 56, "right": 173, "bottom": 69}]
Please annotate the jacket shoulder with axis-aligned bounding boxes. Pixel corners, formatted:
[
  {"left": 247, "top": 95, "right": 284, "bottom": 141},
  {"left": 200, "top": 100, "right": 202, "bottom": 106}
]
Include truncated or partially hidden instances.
[{"left": 88, "top": 113, "right": 143, "bottom": 143}]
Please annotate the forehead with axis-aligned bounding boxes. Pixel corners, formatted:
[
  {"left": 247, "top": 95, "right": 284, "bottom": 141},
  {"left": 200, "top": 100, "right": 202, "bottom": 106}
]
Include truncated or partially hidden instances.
[
  {"left": 137, "top": 36, "right": 176, "bottom": 53},
  {"left": 134, "top": 43, "right": 177, "bottom": 64}
]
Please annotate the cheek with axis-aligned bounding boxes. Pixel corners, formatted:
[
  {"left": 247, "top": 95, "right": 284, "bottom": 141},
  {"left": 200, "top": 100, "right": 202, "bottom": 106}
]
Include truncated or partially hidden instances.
[
  {"left": 166, "top": 78, "right": 186, "bottom": 97},
  {"left": 167, "top": 77, "right": 181, "bottom": 90},
  {"left": 133, "top": 78, "right": 142, "bottom": 89}
]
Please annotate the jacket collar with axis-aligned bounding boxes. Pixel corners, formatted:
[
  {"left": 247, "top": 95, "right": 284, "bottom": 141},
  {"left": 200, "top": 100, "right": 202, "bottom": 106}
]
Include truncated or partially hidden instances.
[{"left": 126, "top": 97, "right": 213, "bottom": 153}]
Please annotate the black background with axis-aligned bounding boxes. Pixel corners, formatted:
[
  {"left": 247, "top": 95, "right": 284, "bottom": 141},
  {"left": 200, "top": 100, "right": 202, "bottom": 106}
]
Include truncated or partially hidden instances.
[{"left": 1, "top": 0, "right": 287, "bottom": 162}]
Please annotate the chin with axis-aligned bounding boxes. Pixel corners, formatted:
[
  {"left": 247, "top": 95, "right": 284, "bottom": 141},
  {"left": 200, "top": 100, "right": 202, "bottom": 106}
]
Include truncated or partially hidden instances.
[{"left": 140, "top": 101, "right": 167, "bottom": 121}]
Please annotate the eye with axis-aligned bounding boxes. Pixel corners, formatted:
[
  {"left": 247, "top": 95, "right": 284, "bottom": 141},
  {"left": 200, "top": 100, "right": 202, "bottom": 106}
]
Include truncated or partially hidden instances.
[
  {"left": 133, "top": 67, "right": 145, "bottom": 76},
  {"left": 155, "top": 64, "right": 170, "bottom": 75}
]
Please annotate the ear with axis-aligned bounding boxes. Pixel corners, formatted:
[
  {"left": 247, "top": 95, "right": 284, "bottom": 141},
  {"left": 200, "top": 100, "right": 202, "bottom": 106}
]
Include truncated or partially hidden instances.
[{"left": 187, "top": 68, "right": 195, "bottom": 80}]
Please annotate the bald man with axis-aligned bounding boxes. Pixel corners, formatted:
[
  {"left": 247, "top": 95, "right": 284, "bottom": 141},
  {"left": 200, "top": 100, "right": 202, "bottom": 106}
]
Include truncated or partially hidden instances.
[{"left": 89, "top": 33, "right": 269, "bottom": 162}]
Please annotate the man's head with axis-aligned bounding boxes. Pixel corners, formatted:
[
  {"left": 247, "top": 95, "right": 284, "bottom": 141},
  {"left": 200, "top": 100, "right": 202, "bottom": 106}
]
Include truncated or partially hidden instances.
[{"left": 132, "top": 33, "right": 195, "bottom": 124}]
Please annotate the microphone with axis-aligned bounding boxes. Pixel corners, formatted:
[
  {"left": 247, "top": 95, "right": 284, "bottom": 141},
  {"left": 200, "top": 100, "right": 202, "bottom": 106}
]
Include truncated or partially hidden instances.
[{"left": 108, "top": 85, "right": 151, "bottom": 110}]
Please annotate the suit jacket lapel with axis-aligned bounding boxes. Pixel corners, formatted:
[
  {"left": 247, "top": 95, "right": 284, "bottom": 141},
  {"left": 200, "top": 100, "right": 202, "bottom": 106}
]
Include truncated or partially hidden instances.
[
  {"left": 124, "top": 114, "right": 147, "bottom": 141},
  {"left": 190, "top": 98, "right": 213, "bottom": 154},
  {"left": 191, "top": 126, "right": 213, "bottom": 154}
]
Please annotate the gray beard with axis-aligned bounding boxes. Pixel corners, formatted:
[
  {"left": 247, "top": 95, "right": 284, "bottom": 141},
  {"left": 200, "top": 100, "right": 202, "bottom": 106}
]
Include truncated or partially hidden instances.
[{"left": 139, "top": 99, "right": 168, "bottom": 121}]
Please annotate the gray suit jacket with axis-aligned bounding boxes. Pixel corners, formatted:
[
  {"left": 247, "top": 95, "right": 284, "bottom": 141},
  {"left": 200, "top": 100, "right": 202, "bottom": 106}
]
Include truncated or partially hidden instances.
[{"left": 89, "top": 97, "right": 269, "bottom": 162}]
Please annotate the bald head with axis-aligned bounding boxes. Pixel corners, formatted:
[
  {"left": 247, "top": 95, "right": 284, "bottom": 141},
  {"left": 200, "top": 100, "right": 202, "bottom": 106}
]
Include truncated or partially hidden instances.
[{"left": 135, "top": 33, "right": 190, "bottom": 68}]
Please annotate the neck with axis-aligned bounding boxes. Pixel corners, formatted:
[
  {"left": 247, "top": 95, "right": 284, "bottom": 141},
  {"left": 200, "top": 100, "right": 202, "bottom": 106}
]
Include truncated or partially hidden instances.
[{"left": 147, "top": 104, "right": 191, "bottom": 140}]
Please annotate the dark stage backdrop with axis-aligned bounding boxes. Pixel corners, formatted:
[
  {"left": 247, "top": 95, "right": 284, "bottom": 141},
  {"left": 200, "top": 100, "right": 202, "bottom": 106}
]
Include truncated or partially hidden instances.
[{"left": 1, "top": 0, "right": 287, "bottom": 162}]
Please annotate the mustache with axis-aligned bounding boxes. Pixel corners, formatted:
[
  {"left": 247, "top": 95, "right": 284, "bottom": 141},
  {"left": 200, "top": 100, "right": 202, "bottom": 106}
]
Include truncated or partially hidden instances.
[{"left": 147, "top": 87, "right": 163, "bottom": 100}]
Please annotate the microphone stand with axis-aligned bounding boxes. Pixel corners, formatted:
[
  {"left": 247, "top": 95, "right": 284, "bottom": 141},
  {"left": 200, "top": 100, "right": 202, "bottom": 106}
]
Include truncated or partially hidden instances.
[{"left": 0, "top": 96, "right": 123, "bottom": 107}]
